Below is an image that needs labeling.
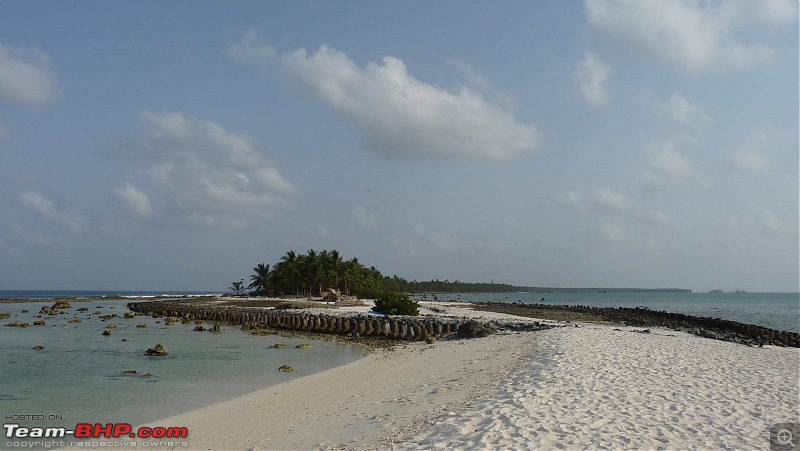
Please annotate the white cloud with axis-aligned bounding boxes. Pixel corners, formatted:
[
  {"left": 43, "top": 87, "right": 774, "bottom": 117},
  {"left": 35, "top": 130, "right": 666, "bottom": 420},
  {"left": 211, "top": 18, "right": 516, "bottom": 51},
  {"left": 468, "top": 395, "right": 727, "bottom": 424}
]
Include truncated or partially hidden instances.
[
  {"left": 413, "top": 224, "right": 459, "bottom": 252},
  {"left": 281, "top": 45, "right": 540, "bottom": 160},
  {"left": 20, "top": 191, "right": 85, "bottom": 232},
  {"left": 575, "top": 51, "right": 612, "bottom": 107},
  {"left": 0, "top": 44, "right": 61, "bottom": 106},
  {"left": 594, "top": 187, "right": 630, "bottom": 212},
  {"left": 114, "top": 183, "right": 153, "bottom": 218},
  {"left": 641, "top": 140, "right": 705, "bottom": 188},
  {"left": 228, "top": 29, "right": 276, "bottom": 65},
  {"left": 353, "top": 204, "right": 382, "bottom": 229},
  {"left": 119, "top": 111, "right": 296, "bottom": 227},
  {"left": 732, "top": 134, "right": 770, "bottom": 172},
  {"left": 657, "top": 93, "right": 709, "bottom": 123},
  {"left": 585, "top": 0, "right": 793, "bottom": 70},
  {"left": 559, "top": 188, "right": 669, "bottom": 226},
  {"left": 762, "top": 210, "right": 797, "bottom": 236}
]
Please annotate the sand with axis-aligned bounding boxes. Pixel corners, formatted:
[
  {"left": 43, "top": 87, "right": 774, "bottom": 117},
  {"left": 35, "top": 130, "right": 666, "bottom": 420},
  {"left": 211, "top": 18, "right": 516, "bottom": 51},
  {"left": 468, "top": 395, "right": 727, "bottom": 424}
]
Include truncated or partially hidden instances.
[{"left": 104, "top": 303, "right": 797, "bottom": 450}]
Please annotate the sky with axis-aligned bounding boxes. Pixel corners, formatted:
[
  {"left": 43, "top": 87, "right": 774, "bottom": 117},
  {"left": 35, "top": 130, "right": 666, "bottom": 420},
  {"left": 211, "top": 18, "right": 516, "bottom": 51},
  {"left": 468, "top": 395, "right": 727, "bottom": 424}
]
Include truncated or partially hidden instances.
[{"left": 0, "top": 1, "right": 797, "bottom": 292}]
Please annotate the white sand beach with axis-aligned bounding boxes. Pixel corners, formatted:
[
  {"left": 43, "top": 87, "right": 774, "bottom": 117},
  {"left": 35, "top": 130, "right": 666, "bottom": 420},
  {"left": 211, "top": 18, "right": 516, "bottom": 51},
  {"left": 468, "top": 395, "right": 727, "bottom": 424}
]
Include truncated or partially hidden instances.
[{"left": 125, "top": 303, "right": 797, "bottom": 450}]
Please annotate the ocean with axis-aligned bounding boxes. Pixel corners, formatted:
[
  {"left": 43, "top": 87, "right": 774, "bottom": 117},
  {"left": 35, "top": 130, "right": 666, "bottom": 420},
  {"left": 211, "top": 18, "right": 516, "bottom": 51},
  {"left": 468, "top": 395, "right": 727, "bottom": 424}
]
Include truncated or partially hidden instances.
[
  {"left": 0, "top": 295, "right": 363, "bottom": 434},
  {"left": 414, "top": 291, "right": 800, "bottom": 333}
]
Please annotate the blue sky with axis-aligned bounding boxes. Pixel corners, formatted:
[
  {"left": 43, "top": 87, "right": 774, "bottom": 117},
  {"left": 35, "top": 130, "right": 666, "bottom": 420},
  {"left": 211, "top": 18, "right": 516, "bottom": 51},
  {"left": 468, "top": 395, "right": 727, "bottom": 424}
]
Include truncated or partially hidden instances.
[{"left": 0, "top": 1, "right": 797, "bottom": 292}]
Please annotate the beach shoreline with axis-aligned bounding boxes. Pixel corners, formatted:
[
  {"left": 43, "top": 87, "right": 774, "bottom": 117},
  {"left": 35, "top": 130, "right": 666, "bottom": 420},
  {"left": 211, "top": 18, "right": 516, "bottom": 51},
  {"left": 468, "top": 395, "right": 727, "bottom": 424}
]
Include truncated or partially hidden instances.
[{"left": 88, "top": 302, "right": 800, "bottom": 451}]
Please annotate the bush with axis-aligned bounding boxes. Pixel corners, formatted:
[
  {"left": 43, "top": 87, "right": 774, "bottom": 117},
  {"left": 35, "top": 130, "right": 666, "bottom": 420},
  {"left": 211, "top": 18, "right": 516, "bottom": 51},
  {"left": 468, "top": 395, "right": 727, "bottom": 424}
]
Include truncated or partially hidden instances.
[{"left": 372, "top": 291, "right": 419, "bottom": 316}]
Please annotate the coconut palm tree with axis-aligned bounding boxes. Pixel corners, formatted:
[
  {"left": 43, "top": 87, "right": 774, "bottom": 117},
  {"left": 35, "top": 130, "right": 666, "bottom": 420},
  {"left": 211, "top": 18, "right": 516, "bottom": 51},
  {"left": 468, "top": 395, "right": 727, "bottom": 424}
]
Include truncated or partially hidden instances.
[{"left": 248, "top": 263, "right": 271, "bottom": 294}]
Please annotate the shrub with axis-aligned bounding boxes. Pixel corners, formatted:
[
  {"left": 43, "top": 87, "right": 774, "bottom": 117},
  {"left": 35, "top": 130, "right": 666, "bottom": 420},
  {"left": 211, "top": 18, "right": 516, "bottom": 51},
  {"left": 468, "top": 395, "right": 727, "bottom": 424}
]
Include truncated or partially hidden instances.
[{"left": 372, "top": 291, "right": 419, "bottom": 316}]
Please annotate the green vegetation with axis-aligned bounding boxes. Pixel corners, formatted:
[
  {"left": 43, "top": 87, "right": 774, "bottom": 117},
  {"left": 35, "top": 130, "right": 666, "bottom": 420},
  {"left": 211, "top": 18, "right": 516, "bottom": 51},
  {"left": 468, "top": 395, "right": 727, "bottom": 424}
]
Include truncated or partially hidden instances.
[
  {"left": 232, "top": 249, "right": 690, "bottom": 298},
  {"left": 235, "top": 249, "right": 517, "bottom": 298},
  {"left": 242, "top": 249, "right": 385, "bottom": 297},
  {"left": 372, "top": 291, "right": 420, "bottom": 316}
]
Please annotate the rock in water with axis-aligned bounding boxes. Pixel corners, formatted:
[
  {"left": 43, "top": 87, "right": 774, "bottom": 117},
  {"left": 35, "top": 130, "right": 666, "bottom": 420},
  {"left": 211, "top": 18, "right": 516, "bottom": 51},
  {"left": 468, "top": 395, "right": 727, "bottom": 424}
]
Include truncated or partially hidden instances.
[
  {"left": 208, "top": 324, "right": 220, "bottom": 333},
  {"left": 102, "top": 330, "right": 112, "bottom": 336},
  {"left": 145, "top": 344, "right": 168, "bottom": 356},
  {"left": 278, "top": 365, "right": 294, "bottom": 372},
  {"left": 295, "top": 343, "right": 311, "bottom": 349},
  {"left": 193, "top": 325, "right": 206, "bottom": 332},
  {"left": 5, "top": 321, "right": 29, "bottom": 328}
]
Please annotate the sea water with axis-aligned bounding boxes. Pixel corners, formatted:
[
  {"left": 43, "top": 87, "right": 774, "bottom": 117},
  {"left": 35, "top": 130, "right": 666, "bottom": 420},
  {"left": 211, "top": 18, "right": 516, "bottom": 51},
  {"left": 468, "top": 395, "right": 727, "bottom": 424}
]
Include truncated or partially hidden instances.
[
  {"left": 417, "top": 291, "right": 800, "bottom": 333},
  {"left": 0, "top": 298, "right": 363, "bottom": 431}
]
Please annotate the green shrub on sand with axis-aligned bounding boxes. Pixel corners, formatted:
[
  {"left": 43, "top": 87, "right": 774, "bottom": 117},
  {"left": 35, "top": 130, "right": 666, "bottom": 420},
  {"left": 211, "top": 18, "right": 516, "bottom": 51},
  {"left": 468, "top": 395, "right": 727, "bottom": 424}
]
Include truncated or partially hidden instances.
[{"left": 372, "top": 292, "right": 419, "bottom": 316}]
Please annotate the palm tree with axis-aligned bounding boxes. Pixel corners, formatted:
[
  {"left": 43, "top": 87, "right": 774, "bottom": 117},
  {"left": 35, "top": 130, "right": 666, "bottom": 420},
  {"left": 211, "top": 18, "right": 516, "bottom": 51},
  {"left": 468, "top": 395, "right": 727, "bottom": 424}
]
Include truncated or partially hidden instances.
[
  {"left": 229, "top": 280, "right": 244, "bottom": 296},
  {"left": 248, "top": 263, "right": 271, "bottom": 294},
  {"left": 279, "top": 250, "right": 302, "bottom": 296}
]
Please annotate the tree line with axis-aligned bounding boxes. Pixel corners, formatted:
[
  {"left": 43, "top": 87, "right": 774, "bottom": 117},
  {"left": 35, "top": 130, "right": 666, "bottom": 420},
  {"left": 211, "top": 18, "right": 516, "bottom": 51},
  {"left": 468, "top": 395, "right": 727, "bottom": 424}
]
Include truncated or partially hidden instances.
[{"left": 229, "top": 249, "right": 518, "bottom": 297}]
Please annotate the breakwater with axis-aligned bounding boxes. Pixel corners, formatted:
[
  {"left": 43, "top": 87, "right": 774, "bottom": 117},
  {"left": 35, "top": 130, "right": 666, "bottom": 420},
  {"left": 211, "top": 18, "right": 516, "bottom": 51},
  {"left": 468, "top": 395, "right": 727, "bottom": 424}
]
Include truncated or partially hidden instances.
[
  {"left": 474, "top": 302, "right": 799, "bottom": 347},
  {"left": 126, "top": 301, "right": 551, "bottom": 341}
]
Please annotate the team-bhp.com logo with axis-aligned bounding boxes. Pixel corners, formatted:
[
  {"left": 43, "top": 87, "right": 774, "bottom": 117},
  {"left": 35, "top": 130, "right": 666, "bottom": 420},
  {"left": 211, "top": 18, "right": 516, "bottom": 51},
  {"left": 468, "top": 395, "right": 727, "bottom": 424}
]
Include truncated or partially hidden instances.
[
  {"left": 5, "top": 423, "right": 187, "bottom": 439},
  {"left": 5, "top": 422, "right": 189, "bottom": 448}
]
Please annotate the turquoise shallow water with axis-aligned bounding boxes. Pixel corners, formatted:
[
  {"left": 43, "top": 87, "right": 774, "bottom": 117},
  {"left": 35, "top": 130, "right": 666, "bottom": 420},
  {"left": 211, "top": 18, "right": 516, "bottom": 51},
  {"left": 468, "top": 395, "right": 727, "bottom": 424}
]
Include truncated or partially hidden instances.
[
  {"left": 415, "top": 291, "right": 800, "bottom": 333},
  {"left": 0, "top": 299, "right": 363, "bottom": 431}
]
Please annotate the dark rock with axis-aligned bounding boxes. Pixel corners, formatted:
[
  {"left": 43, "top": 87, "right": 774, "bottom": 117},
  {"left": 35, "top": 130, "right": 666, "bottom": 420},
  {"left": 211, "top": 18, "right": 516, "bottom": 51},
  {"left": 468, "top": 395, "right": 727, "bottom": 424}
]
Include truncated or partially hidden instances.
[
  {"left": 295, "top": 343, "right": 311, "bottom": 349},
  {"left": 193, "top": 325, "right": 206, "bottom": 332},
  {"left": 456, "top": 320, "right": 498, "bottom": 339},
  {"left": 123, "top": 369, "right": 137, "bottom": 374},
  {"left": 105, "top": 324, "right": 117, "bottom": 329},
  {"left": 269, "top": 343, "right": 286, "bottom": 349},
  {"left": 6, "top": 321, "right": 29, "bottom": 328},
  {"left": 136, "top": 323, "right": 147, "bottom": 328},
  {"left": 145, "top": 344, "right": 168, "bottom": 356},
  {"left": 33, "top": 320, "right": 46, "bottom": 326},
  {"left": 278, "top": 365, "right": 294, "bottom": 372},
  {"left": 102, "top": 330, "right": 112, "bottom": 336},
  {"left": 52, "top": 301, "right": 72, "bottom": 310},
  {"left": 0, "top": 313, "right": 9, "bottom": 319},
  {"left": 208, "top": 324, "right": 220, "bottom": 333},
  {"left": 33, "top": 346, "right": 44, "bottom": 350},
  {"left": 68, "top": 319, "right": 81, "bottom": 323}
]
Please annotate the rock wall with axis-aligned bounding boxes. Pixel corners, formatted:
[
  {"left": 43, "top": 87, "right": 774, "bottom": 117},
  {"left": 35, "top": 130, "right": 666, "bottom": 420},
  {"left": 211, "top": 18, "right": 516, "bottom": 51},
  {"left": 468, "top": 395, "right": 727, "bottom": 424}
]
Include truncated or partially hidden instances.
[
  {"left": 476, "top": 302, "right": 799, "bottom": 348},
  {"left": 126, "top": 301, "right": 550, "bottom": 341}
]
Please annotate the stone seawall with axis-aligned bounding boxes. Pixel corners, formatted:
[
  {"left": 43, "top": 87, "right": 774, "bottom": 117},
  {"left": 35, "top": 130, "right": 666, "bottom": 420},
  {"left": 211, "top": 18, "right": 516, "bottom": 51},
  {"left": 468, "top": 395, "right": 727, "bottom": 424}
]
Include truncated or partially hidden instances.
[
  {"left": 126, "top": 301, "right": 551, "bottom": 341},
  {"left": 475, "top": 302, "right": 799, "bottom": 348}
]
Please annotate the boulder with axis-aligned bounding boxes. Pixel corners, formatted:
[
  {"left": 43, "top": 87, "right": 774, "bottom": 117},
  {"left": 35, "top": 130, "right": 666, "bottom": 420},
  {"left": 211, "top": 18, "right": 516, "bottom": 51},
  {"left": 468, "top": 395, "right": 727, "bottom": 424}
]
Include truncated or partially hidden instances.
[
  {"left": 33, "top": 346, "right": 44, "bottom": 350},
  {"left": 295, "top": 343, "right": 311, "bottom": 349},
  {"left": 52, "top": 301, "right": 72, "bottom": 310},
  {"left": 455, "top": 320, "right": 498, "bottom": 339},
  {"left": 102, "top": 330, "right": 112, "bottom": 336},
  {"left": 145, "top": 344, "right": 168, "bottom": 356},
  {"left": 136, "top": 324, "right": 147, "bottom": 328},
  {"left": 6, "top": 321, "right": 29, "bottom": 328},
  {"left": 278, "top": 365, "right": 294, "bottom": 372},
  {"left": 33, "top": 320, "right": 46, "bottom": 326},
  {"left": 269, "top": 343, "right": 286, "bottom": 349},
  {"left": 193, "top": 325, "right": 206, "bottom": 332}
]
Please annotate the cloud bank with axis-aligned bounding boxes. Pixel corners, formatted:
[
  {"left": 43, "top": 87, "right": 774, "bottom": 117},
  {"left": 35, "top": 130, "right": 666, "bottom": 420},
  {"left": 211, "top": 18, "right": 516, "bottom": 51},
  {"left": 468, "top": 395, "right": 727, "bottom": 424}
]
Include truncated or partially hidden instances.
[
  {"left": 0, "top": 44, "right": 60, "bottom": 106},
  {"left": 119, "top": 111, "right": 296, "bottom": 227},
  {"left": 585, "top": 0, "right": 796, "bottom": 70},
  {"left": 575, "top": 51, "right": 612, "bottom": 107},
  {"left": 280, "top": 45, "right": 540, "bottom": 160}
]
